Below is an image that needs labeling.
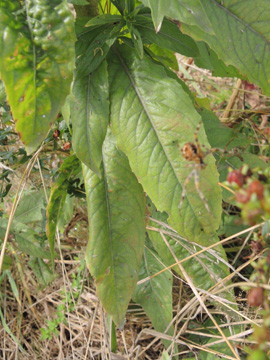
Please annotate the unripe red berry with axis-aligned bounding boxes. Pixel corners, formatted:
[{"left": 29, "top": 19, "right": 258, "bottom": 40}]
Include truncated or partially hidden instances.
[
  {"left": 63, "top": 142, "right": 71, "bottom": 151},
  {"left": 235, "top": 190, "right": 250, "bottom": 204},
  {"left": 247, "top": 287, "right": 264, "bottom": 307},
  {"left": 247, "top": 180, "right": 264, "bottom": 200},
  {"left": 246, "top": 208, "right": 263, "bottom": 226},
  {"left": 227, "top": 170, "right": 244, "bottom": 187},
  {"left": 53, "top": 129, "right": 60, "bottom": 139}
]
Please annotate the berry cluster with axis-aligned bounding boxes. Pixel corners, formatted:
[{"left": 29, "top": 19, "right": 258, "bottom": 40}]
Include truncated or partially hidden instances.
[
  {"left": 244, "top": 254, "right": 270, "bottom": 359},
  {"left": 226, "top": 166, "right": 270, "bottom": 225}
]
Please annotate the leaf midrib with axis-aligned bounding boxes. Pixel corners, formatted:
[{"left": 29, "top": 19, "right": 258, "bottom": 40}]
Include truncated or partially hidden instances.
[{"left": 112, "top": 46, "right": 201, "bottom": 227}]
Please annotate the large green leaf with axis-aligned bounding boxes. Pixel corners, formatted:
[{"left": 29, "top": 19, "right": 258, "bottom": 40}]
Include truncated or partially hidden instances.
[
  {"left": 0, "top": 1, "right": 76, "bottom": 153},
  {"left": 140, "top": 0, "right": 213, "bottom": 33},
  {"left": 108, "top": 43, "right": 222, "bottom": 242},
  {"left": 132, "top": 243, "right": 173, "bottom": 349},
  {"left": 181, "top": 0, "right": 270, "bottom": 95},
  {"left": 83, "top": 131, "right": 146, "bottom": 327},
  {"left": 134, "top": 15, "right": 199, "bottom": 57},
  {"left": 71, "top": 60, "right": 109, "bottom": 176},
  {"left": 46, "top": 155, "right": 81, "bottom": 261}
]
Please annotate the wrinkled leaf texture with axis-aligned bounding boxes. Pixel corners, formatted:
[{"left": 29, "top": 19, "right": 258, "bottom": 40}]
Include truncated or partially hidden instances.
[
  {"left": 0, "top": 0, "right": 76, "bottom": 153},
  {"left": 83, "top": 131, "right": 146, "bottom": 327}
]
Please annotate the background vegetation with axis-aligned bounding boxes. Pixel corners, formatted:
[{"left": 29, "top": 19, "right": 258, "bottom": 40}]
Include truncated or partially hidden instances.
[{"left": 0, "top": 0, "right": 270, "bottom": 359}]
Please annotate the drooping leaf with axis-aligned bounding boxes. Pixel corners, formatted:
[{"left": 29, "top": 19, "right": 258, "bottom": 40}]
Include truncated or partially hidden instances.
[
  {"left": 83, "top": 131, "right": 146, "bottom": 327},
  {"left": 140, "top": 0, "right": 213, "bottom": 34},
  {"left": 15, "top": 190, "right": 45, "bottom": 223},
  {"left": 71, "top": 60, "right": 109, "bottom": 176},
  {"left": 46, "top": 155, "right": 81, "bottom": 261},
  {"left": 108, "top": 43, "right": 222, "bottom": 242},
  {"left": 132, "top": 242, "right": 173, "bottom": 348},
  {"left": 134, "top": 15, "right": 199, "bottom": 57},
  {"left": 0, "top": 1, "right": 76, "bottom": 153},
  {"left": 181, "top": 0, "right": 270, "bottom": 95},
  {"left": 75, "top": 21, "right": 124, "bottom": 79},
  {"left": 139, "top": 0, "right": 168, "bottom": 32}
]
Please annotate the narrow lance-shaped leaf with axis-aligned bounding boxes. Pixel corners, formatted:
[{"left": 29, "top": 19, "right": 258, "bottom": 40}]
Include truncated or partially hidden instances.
[
  {"left": 132, "top": 242, "right": 174, "bottom": 349},
  {"left": 181, "top": 0, "right": 270, "bottom": 95},
  {"left": 0, "top": 1, "right": 76, "bottom": 153},
  {"left": 134, "top": 15, "right": 199, "bottom": 57},
  {"left": 75, "top": 21, "right": 124, "bottom": 79},
  {"left": 139, "top": 0, "right": 168, "bottom": 32},
  {"left": 108, "top": 43, "right": 222, "bottom": 243},
  {"left": 83, "top": 131, "right": 146, "bottom": 327},
  {"left": 71, "top": 60, "right": 109, "bottom": 176}
]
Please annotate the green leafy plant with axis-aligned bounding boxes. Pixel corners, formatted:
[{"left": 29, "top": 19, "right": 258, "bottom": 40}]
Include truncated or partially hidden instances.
[
  {"left": 40, "top": 258, "right": 85, "bottom": 340},
  {"left": 1, "top": 0, "right": 270, "bottom": 358}
]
